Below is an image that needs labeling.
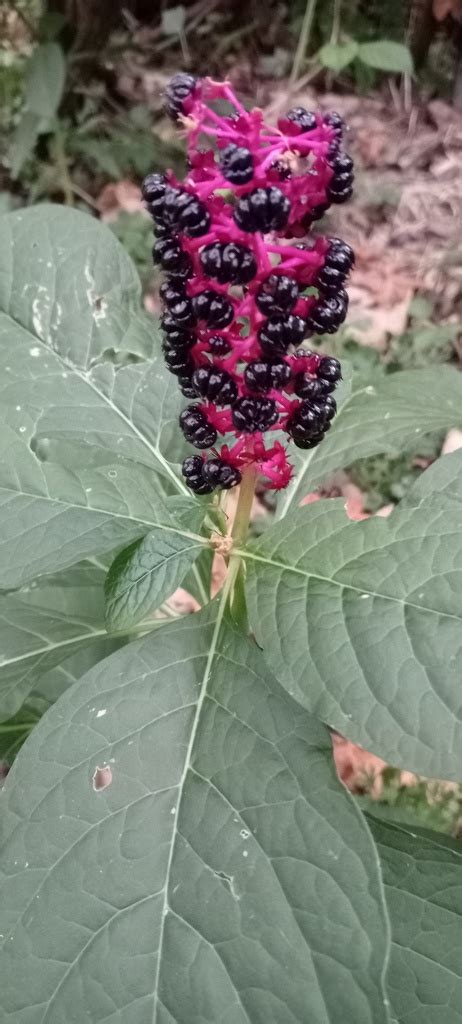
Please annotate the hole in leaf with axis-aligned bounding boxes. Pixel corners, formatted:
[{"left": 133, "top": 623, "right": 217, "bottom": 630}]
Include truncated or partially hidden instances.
[{"left": 92, "top": 765, "right": 113, "bottom": 791}]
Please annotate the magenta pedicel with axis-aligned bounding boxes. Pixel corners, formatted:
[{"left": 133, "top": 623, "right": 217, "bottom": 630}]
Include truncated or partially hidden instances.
[{"left": 142, "top": 73, "right": 355, "bottom": 495}]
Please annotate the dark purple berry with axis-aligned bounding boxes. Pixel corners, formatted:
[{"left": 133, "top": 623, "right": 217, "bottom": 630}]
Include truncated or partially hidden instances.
[
  {"left": 208, "top": 335, "right": 232, "bottom": 356},
  {"left": 153, "top": 238, "right": 192, "bottom": 279},
  {"left": 168, "top": 297, "right": 196, "bottom": 328},
  {"left": 330, "top": 151, "right": 354, "bottom": 174},
  {"left": 232, "top": 396, "right": 278, "bottom": 433},
  {"left": 183, "top": 454, "right": 203, "bottom": 477},
  {"left": 162, "top": 346, "right": 193, "bottom": 377},
  {"left": 160, "top": 322, "right": 195, "bottom": 350},
  {"left": 182, "top": 454, "right": 214, "bottom": 493},
  {"left": 193, "top": 290, "right": 234, "bottom": 328},
  {"left": 293, "top": 375, "right": 329, "bottom": 400},
  {"left": 307, "top": 291, "right": 348, "bottom": 334},
  {"left": 297, "top": 400, "right": 328, "bottom": 431},
  {"left": 286, "top": 106, "right": 317, "bottom": 133},
  {"left": 179, "top": 197, "right": 211, "bottom": 236},
  {"left": 234, "top": 187, "right": 290, "bottom": 233},
  {"left": 244, "top": 359, "right": 291, "bottom": 392},
  {"left": 179, "top": 406, "right": 217, "bottom": 449},
  {"left": 323, "top": 395, "right": 337, "bottom": 421},
  {"left": 160, "top": 280, "right": 182, "bottom": 303},
  {"left": 317, "top": 356, "right": 342, "bottom": 383},
  {"left": 141, "top": 172, "right": 167, "bottom": 204},
  {"left": 178, "top": 375, "right": 197, "bottom": 398},
  {"left": 290, "top": 425, "right": 325, "bottom": 449},
  {"left": 326, "top": 237, "right": 355, "bottom": 272},
  {"left": 256, "top": 274, "right": 299, "bottom": 316},
  {"left": 259, "top": 314, "right": 306, "bottom": 354},
  {"left": 200, "top": 243, "right": 257, "bottom": 285},
  {"left": 191, "top": 366, "right": 238, "bottom": 405},
  {"left": 323, "top": 111, "right": 345, "bottom": 140},
  {"left": 202, "top": 458, "right": 242, "bottom": 489},
  {"left": 162, "top": 187, "right": 211, "bottom": 237},
  {"left": 327, "top": 182, "right": 354, "bottom": 204},
  {"left": 219, "top": 144, "right": 254, "bottom": 185},
  {"left": 165, "top": 72, "right": 197, "bottom": 121},
  {"left": 315, "top": 265, "right": 347, "bottom": 293}
]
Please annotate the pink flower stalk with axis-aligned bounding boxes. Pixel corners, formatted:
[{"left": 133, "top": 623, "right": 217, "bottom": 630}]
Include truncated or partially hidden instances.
[{"left": 142, "top": 73, "right": 355, "bottom": 494}]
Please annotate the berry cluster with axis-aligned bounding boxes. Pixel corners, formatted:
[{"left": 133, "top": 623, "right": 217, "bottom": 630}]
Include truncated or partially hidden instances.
[{"left": 142, "top": 73, "right": 354, "bottom": 493}]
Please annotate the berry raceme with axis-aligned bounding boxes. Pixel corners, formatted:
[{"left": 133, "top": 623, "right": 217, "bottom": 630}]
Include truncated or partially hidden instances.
[{"left": 142, "top": 77, "right": 354, "bottom": 493}]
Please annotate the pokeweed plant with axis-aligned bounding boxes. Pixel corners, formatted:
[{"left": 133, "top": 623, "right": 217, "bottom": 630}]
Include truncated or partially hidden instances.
[{"left": 0, "top": 74, "right": 461, "bottom": 1024}]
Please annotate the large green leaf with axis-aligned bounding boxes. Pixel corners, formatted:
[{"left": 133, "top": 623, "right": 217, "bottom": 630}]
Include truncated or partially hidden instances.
[
  {"left": 368, "top": 816, "right": 462, "bottom": 1023},
  {"left": 279, "top": 368, "right": 462, "bottom": 515},
  {"left": 0, "top": 204, "right": 186, "bottom": 478},
  {"left": 0, "top": 562, "right": 130, "bottom": 723},
  {"left": 0, "top": 609, "right": 391, "bottom": 1023},
  {"left": 0, "top": 205, "right": 203, "bottom": 585},
  {"left": 244, "top": 499, "right": 462, "bottom": 779}
]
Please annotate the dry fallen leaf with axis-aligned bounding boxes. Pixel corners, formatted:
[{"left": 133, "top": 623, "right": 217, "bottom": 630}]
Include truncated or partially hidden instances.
[
  {"left": 332, "top": 735, "right": 387, "bottom": 796},
  {"left": 97, "top": 181, "right": 147, "bottom": 221},
  {"left": 433, "top": 0, "right": 462, "bottom": 20},
  {"left": 442, "top": 428, "right": 462, "bottom": 454}
]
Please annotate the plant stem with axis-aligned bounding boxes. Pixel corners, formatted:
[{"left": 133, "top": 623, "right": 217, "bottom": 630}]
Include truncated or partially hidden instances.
[
  {"left": 290, "top": 0, "right": 319, "bottom": 86},
  {"left": 331, "top": 0, "right": 342, "bottom": 45},
  {"left": 224, "top": 466, "right": 257, "bottom": 628},
  {"left": 231, "top": 465, "right": 257, "bottom": 548}
]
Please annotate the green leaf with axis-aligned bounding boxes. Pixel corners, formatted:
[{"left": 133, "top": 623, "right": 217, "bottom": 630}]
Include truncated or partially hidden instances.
[
  {"left": 0, "top": 205, "right": 191, "bottom": 586},
  {"left": 161, "top": 4, "right": 186, "bottom": 35},
  {"left": 318, "top": 40, "right": 358, "bottom": 71},
  {"left": 0, "top": 562, "right": 128, "bottom": 722},
  {"left": 0, "top": 708, "right": 39, "bottom": 765},
  {"left": 0, "top": 609, "right": 391, "bottom": 1022},
  {"left": 358, "top": 40, "right": 414, "bottom": 75},
  {"left": 244, "top": 499, "right": 462, "bottom": 779},
  {"left": 279, "top": 367, "right": 462, "bottom": 515},
  {"left": 368, "top": 816, "right": 462, "bottom": 1023},
  {"left": 9, "top": 111, "right": 42, "bottom": 179},
  {"left": 24, "top": 42, "right": 66, "bottom": 119},
  {"left": 105, "top": 508, "right": 208, "bottom": 631},
  {"left": 402, "top": 448, "right": 462, "bottom": 511}
]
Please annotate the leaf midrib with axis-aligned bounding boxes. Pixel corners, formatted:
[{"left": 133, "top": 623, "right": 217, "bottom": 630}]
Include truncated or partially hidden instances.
[
  {"left": 240, "top": 547, "right": 462, "bottom": 625},
  {"left": 152, "top": 574, "right": 237, "bottom": 1022}
]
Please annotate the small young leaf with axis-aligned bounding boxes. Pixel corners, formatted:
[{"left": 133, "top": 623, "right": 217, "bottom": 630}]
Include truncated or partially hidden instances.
[
  {"left": 0, "top": 609, "right": 391, "bottom": 1022},
  {"left": 9, "top": 111, "right": 42, "bottom": 179},
  {"left": 245, "top": 500, "right": 462, "bottom": 780},
  {"left": 24, "top": 42, "right": 66, "bottom": 120},
  {"left": 318, "top": 40, "right": 358, "bottom": 71},
  {"left": 368, "top": 816, "right": 462, "bottom": 1023},
  {"left": 105, "top": 505, "right": 208, "bottom": 631},
  {"left": 358, "top": 40, "right": 414, "bottom": 75},
  {"left": 161, "top": 4, "right": 186, "bottom": 35},
  {"left": 279, "top": 367, "right": 462, "bottom": 514}
]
